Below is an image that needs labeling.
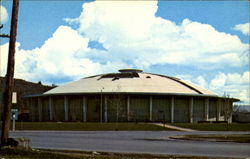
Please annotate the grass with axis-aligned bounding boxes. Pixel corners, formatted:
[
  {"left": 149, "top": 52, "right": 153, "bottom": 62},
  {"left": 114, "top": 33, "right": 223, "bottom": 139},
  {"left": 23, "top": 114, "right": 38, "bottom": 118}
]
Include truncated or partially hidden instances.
[
  {"left": 172, "top": 134, "right": 250, "bottom": 143},
  {"left": 0, "top": 147, "right": 240, "bottom": 159},
  {"left": 5, "top": 122, "right": 250, "bottom": 131},
  {"left": 171, "top": 123, "right": 250, "bottom": 131},
  {"left": 12, "top": 122, "right": 173, "bottom": 131}
]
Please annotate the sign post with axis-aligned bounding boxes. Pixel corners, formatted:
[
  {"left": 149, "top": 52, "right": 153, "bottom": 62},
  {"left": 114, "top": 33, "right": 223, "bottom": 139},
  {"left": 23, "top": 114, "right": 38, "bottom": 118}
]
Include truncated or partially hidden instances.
[{"left": 11, "top": 109, "right": 18, "bottom": 131}]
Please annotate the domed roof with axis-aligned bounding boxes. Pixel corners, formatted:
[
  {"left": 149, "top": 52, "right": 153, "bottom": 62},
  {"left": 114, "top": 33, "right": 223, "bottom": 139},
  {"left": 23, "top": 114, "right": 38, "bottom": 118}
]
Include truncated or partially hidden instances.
[{"left": 44, "top": 69, "right": 217, "bottom": 96}]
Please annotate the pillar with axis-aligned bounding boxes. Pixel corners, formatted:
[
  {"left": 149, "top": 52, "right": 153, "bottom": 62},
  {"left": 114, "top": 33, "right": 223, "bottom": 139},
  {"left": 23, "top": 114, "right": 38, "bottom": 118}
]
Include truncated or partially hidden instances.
[
  {"left": 64, "top": 96, "right": 68, "bottom": 121},
  {"left": 104, "top": 96, "right": 108, "bottom": 122},
  {"left": 49, "top": 96, "right": 53, "bottom": 121},
  {"left": 205, "top": 98, "right": 209, "bottom": 121},
  {"left": 38, "top": 97, "right": 42, "bottom": 122},
  {"left": 171, "top": 96, "right": 174, "bottom": 123},
  {"left": 83, "top": 96, "right": 87, "bottom": 122},
  {"left": 189, "top": 97, "right": 193, "bottom": 123},
  {"left": 149, "top": 96, "right": 153, "bottom": 121},
  {"left": 127, "top": 96, "right": 130, "bottom": 121}
]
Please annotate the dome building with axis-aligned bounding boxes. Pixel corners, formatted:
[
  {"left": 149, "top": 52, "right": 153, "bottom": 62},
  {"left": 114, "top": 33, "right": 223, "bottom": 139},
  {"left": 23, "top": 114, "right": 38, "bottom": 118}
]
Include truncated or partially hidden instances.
[{"left": 27, "top": 69, "right": 239, "bottom": 123}]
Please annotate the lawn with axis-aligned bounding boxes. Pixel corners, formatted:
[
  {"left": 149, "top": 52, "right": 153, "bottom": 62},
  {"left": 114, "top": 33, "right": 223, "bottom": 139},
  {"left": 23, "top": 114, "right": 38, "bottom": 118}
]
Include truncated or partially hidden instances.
[
  {"left": 171, "top": 134, "right": 250, "bottom": 143},
  {"left": 171, "top": 123, "right": 250, "bottom": 131},
  {"left": 12, "top": 122, "right": 173, "bottom": 131},
  {"left": 0, "top": 147, "right": 239, "bottom": 159}
]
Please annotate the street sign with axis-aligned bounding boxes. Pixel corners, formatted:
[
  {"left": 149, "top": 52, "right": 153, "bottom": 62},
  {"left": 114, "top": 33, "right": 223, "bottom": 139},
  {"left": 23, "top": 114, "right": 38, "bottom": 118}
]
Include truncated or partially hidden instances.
[
  {"left": 11, "top": 109, "right": 18, "bottom": 120},
  {"left": 12, "top": 92, "right": 17, "bottom": 104}
]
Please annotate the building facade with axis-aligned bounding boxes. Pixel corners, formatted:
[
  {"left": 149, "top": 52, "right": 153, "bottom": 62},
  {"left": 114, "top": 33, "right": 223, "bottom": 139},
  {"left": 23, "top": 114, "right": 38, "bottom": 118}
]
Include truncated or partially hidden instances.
[{"left": 26, "top": 69, "right": 238, "bottom": 123}]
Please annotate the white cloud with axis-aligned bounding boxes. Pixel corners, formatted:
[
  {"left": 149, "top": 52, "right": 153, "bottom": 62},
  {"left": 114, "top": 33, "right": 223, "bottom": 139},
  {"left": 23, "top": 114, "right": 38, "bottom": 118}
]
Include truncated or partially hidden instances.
[
  {"left": 0, "top": 25, "right": 131, "bottom": 84},
  {"left": 66, "top": 1, "right": 248, "bottom": 70},
  {"left": 196, "top": 76, "right": 208, "bottom": 89},
  {"left": 233, "top": 23, "right": 250, "bottom": 35},
  {"left": 0, "top": 5, "right": 8, "bottom": 24},
  {"left": 210, "top": 73, "right": 227, "bottom": 90},
  {"left": 208, "top": 72, "right": 250, "bottom": 104}
]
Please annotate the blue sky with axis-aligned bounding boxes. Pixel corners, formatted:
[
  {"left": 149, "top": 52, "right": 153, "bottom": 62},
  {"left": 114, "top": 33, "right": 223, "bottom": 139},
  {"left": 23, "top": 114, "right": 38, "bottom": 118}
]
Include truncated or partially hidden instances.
[{"left": 0, "top": 0, "right": 249, "bottom": 104}]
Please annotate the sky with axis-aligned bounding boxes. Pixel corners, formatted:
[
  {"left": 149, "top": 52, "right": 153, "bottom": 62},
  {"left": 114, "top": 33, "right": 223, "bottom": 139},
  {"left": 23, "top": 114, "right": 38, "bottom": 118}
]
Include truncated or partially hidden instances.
[{"left": 0, "top": 0, "right": 249, "bottom": 104}]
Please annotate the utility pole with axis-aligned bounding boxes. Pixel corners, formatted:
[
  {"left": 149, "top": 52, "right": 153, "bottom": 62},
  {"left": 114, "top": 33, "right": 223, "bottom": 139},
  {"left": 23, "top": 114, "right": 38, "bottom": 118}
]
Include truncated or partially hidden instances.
[{"left": 1, "top": 0, "right": 19, "bottom": 146}]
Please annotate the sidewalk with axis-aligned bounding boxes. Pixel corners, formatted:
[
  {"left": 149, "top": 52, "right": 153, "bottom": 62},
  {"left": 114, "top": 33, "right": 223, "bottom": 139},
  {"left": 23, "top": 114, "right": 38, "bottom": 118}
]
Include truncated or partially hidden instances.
[{"left": 153, "top": 123, "right": 196, "bottom": 132}]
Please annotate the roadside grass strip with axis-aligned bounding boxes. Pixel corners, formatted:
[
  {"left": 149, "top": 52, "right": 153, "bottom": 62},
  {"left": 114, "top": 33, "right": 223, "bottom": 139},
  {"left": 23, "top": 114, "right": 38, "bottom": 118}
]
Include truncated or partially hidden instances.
[
  {"left": 0, "top": 147, "right": 243, "bottom": 159},
  {"left": 8, "top": 122, "right": 250, "bottom": 131},
  {"left": 171, "top": 123, "right": 250, "bottom": 131},
  {"left": 170, "top": 134, "right": 250, "bottom": 143},
  {"left": 12, "top": 122, "right": 174, "bottom": 131}
]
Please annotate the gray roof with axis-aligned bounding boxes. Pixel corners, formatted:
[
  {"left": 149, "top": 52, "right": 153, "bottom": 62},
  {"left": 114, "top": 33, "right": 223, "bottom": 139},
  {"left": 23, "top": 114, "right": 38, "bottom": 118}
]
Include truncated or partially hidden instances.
[{"left": 44, "top": 69, "right": 217, "bottom": 96}]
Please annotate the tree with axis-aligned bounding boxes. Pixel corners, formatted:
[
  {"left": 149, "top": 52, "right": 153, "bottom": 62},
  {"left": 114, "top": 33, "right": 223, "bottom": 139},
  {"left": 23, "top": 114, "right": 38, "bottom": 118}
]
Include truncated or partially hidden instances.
[
  {"left": 222, "top": 93, "right": 233, "bottom": 124},
  {"left": 108, "top": 85, "right": 125, "bottom": 123}
]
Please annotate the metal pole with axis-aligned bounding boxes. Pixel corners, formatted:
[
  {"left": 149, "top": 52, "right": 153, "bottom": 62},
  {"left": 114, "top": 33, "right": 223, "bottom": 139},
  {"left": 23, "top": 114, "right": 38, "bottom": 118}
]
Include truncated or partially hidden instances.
[
  {"left": 100, "top": 87, "right": 104, "bottom": 123},
  {"left": 12, "top": 114, "right": 15, "bottom": 131},
  {"left": 1, "top": 0, "right": 20, "bottom": 146}
]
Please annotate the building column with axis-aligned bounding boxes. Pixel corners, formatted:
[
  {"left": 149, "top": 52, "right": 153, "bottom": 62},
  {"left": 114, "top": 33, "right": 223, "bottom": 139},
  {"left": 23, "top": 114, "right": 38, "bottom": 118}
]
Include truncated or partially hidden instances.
[
  {"left": 189, "top": 97, "right": 194, "bottom": 123},
  {"left": 49, "top": 96, "right": 53, "bottom": 121},
  {"left": 104, "top": 96, "right": 108, "bottom": 122},
  {"left": 216, "top": 99, "right": 221, "bottom": 121},
  {"left": 127, "top": 96, "right": 130, "bottom": 121},
  {"left": 149, "top": 96, "right": 153, "bottom": 121},
  {"left": 205, "top": 98, "right": 209, "bottom": 121},
  {"left": 64, "top": 96, "right": 68, "bottom": 121},
  {"left": 83, "top": 96, "right": 87, "bottom": 122},
  {"left": 38, "top": 97, "right": 42, "bottom": 122},
  {"left": 171, "top": 96, "right": 174, "bottom": 123}
]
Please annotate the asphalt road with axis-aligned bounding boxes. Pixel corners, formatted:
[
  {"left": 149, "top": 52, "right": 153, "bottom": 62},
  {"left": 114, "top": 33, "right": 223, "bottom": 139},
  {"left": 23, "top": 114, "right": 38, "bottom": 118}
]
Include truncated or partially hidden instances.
[{"left": 10, "top": 131, "right": 250, "bottom": 158}]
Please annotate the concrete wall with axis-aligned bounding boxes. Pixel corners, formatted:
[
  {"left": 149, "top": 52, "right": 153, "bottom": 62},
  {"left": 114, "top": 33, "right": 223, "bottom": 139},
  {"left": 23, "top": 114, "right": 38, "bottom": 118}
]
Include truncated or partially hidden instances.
[
  {"left": 41, "top": 97, "right": 49, "bottom": 121},
  {"left": 209, "top": 99, "right": 217, "bottom": 121},
  {"left": 53, "top": 97, "right": 64, "bottom": 121},
  {"left": 129, "top": 96, "right": 149, "bottom": 121},
  {"left": 193, "top": 99, "right": 205, "bottom": 123},
  {"left": 68, "top": 96, "right": 83, "bottom": 121},
  {"left": 174, "top": 97, "right": 189, "bottom": 123},
  {"left": 152, "top": 96, "right": 171, "bottom": 122},
  {"left": 87, "top": 96, "right": 100, "bottom": 122}
]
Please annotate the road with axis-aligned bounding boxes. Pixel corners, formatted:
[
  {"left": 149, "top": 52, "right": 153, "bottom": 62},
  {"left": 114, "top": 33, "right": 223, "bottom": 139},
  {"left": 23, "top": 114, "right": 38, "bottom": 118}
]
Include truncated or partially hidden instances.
[{"left": 10, "top": 131, "right": 250, "bottom": 158}]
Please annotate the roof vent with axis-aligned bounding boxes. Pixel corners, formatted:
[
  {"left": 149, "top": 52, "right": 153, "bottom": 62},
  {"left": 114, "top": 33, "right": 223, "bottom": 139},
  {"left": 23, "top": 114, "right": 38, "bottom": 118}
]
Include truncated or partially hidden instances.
[{"left": 118, "top": 69, "right": 143, "bottom": 73}]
